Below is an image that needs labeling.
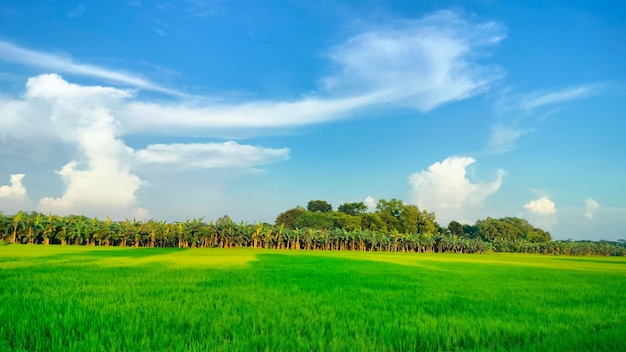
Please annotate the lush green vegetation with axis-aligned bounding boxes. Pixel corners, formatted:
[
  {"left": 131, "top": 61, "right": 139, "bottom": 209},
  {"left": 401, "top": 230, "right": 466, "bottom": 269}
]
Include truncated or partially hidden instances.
[
  {"left": 1, "top": 200, "right": 625, "bottom": 255},
  {"left": 1, "top": 246, "right": 625, "bottom": 351}
]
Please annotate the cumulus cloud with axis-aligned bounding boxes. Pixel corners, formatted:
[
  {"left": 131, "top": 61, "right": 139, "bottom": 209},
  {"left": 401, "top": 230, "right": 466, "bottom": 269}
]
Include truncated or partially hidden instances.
[
  {"left": 26, "top": 76, "right": 147, "bottom": 219},
  {"left": 523, "top": 197, "right": 557, "bottom": 215},
  {"left": 135, "top": 142, "right": 290, "bottom": 169},
  {"left": 0, "top": 74, "right": 290, "bottom": 219},
  {"left": 0, "top": 174, "right": 31, "bottom": 214},
  {"left": 364, "top": 196, "right": 376, "bottom": 211},
  {"left": 408, "top": 156, "right": 503, "bottom": 224},
  {"left": 0, "top": 174, "right": 27, "bottom": 198},
  {"left": 584, "top": 198, "right": 599, "bottom": 219}
]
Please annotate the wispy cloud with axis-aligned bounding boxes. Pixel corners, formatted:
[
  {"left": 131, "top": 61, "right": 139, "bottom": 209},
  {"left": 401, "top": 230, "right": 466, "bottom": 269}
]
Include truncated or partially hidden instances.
[
  {"left": 116, "top": 10, "right": 506, "bottom": 136},
  {"left": 1, "top": 10, "right": 506, "bottom": 136},
  {"left": 487, "top": 84, "right": 603, "bottom": 154},
  {"left": 520, "top": 85, "right": 602, "bottom": 111},
  {"left": 135, "top": 142, "right": 290, "bottom": 169},
  {"left": 0, "top": 40, "right": 185, "bottom": 96},
  {"left": 321, "top": 10, "right": 505, "bottom": 111},
  {"left": 487, "top": 124, "right": 533, "bottom": 153}
]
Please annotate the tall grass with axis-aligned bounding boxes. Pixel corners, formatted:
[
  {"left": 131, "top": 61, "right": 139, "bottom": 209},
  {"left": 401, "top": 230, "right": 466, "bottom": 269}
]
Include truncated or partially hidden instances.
[{"left": 1, "top": 246, "right": 624, "bottom": 351}]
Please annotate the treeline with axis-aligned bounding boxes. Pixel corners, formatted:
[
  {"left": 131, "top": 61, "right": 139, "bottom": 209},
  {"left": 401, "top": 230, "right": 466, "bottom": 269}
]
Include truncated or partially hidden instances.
[
  {"left": 277, "top": 199, "right": 553, "bottom": 243},
  {"left": 0, "top": 202, "right": 624, "bottom": 256}
]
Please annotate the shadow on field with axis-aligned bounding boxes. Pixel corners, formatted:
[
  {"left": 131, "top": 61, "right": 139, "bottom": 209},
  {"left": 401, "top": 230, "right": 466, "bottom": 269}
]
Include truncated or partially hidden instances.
[
  {"left": 245, "top": 253, "right": 433, "bottom": 293},
  {"left": 40, "top": 247, "right": 188, "bottom": 264}
]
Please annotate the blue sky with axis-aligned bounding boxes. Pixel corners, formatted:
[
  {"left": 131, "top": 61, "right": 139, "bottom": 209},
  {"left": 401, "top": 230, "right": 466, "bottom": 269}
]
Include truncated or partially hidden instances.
[{"left": 0, "top": 0, "right": 624, "bottom": 240}]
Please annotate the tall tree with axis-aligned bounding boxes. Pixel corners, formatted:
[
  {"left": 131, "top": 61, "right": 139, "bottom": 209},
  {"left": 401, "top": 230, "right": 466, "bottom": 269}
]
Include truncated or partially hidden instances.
[
  {"left": 307, "top": 200, "right": 332, "bottom": 213},
  {"left": 448, "top": 221, "right": 464, "bottom": 237},
  {"left": 275, "top": 207, "right": 307, "bottom": 228},
  {"left": 337, "top": 202, "right": 367, "bottom": 216}
]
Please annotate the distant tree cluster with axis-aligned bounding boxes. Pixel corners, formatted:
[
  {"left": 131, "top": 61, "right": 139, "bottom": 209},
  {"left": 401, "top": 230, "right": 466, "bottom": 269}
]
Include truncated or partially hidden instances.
[
  {"left": 277, "top": 199, "right": 551, "bottom": 242},
  {"left": 1, "top": 207, "right": 624, "bottom": 256},
  {"left": 277, "top": 199, "right": 440, "bottom": 235}
]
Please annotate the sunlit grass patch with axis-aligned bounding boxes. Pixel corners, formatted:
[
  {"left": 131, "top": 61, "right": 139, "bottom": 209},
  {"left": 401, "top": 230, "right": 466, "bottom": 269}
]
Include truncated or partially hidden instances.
[{"left": 0, "top": 246, "right": 259, "bottom": 269}]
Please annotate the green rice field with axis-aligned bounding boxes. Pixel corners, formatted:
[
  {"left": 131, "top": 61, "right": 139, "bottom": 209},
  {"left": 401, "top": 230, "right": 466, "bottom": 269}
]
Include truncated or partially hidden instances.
[{"left": 1, "top": 245, "right": 625, "bottom": 351}]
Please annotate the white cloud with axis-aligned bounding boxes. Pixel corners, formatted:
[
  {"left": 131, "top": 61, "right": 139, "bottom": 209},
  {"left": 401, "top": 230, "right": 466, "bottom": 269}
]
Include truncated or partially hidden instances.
[
  {"left": 29, "top": 79, "right": 147, "bottom": 219},
  {"left": 0, "top": 10, "right": 509, "bottom": 219},
  {"left": 0, "top": 174, "right": 27, "bottom": 198},
  {"left": 119, "top": 94, "right": 375, "bottom": 136},
  {"left": 364, "top": 196, "right": 376, "bottom": 211},
  {"left": 487, "top": 124, "right": 532, "bottom": 153},
  {"left": 523, "top": 197, "right": 557, "bottom": 215},
  {"left": 520, "top": 85, "right": 601, "bottom": 111},
  {"left": 2, "top": 10, "right": 506, "bottom": 138},
  {"left": 0, "top": 174, "right": 31, "bottom": 214},
  {"left": 0, "top": 74, "right": 293, "bottom": 219},
  {"left": 408, "top": 156, "right": 503, "bottom": 224},
  {"left": 0, "top": 40, "right": 184, "bottom": 96},
  {"left": 488, "top": 84, "right": 602, "bottom": 154},
  {"left": 135, "top": 142, "right": 290, "bottom": 169},
  {"left": 117, "top": 11, "right": 504, "bottom": 136},
  {"left": 322, "top": 10, "right": 505, "bottom": 111},
  {"left": 584, "top": 198, "right": 600, "bottom": 219}
]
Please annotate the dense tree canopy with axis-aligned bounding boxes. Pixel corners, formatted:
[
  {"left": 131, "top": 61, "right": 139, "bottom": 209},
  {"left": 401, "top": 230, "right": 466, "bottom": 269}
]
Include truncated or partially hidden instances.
[
  {"left": 337, "top": 202, "right": 367, "bottom": 216},
  {"left": 307, "top": 200, "right": 332, "bottom": 213}
]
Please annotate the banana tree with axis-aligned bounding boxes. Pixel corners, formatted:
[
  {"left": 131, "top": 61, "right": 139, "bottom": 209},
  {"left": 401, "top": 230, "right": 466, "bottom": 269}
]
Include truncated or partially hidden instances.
[{"left": 10, "top": 211, "right": 25, "bottom": 244}]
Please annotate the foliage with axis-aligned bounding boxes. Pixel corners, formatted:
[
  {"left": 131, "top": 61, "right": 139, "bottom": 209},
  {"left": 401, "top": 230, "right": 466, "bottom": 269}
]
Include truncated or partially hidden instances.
[
  {"left": 306, "top": 200, "right": 333, "bottom": 213},
  {"left": 0, "top": 209, "right": 622, "bottom": 256},
  {"left": 337, "top": 201, "right": 367, "bottom": 216},
  {"left": 476, "top": 217, "right": 551, "bottom": 242},
  {"left": 275, "top": 206, "right": 307, "bottom": 228},
  {"left": 292, "top": 211, "right": 335, "bottom": 229}
]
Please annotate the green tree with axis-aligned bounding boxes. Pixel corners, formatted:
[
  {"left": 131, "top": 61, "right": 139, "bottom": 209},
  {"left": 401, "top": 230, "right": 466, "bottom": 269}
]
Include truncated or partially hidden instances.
[
  {"left": 331, "top": 212, "right": 362, "bottom": 231},
  {"left": 337, "top": 202, "right": 367, "bottom": 216},
  {"left": 448, "top": 221, "right": 464, "bottom": 237},
  {"left": 293, "top": 212, "right": 334, "bottom": 230},
  {"left": 275, "top": 207, "right": 307, "bottom": 228},
  {"left": 376, "top": 198, "right": 404, "bottom": 232},
  {"left": 361, "top": 213, "right": 386, "bottom": 232},
  {"left": 307, "top": 200, "right": 332, "bottom": 213}
]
